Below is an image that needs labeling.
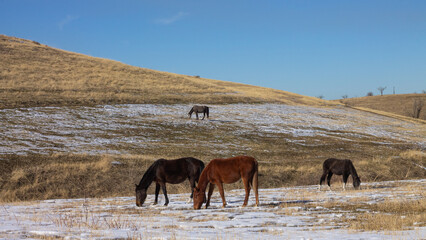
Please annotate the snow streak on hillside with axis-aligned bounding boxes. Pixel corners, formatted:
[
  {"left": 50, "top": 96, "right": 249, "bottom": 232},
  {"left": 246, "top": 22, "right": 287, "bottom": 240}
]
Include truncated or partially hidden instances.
[{"left": 0, "top": 104, "right": 424, "bottom": 156}]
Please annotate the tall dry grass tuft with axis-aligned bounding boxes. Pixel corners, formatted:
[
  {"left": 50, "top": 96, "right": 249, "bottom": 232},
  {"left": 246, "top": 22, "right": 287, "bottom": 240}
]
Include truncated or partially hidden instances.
[
  {"left": 400, "top": 150, "right": 426, "bottom": 161},
  {"left": 348, "top": 198, "right": 426, "bottom": 231}
]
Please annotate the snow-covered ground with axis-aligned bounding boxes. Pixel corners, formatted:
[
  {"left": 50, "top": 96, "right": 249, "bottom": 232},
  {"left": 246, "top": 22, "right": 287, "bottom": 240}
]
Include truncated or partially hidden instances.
[
  {"left": 0, "top": 104, "right": 424, "bottom": 156},
  {"left": 1, "top": 179, "right": 424, "bottom": 239}
]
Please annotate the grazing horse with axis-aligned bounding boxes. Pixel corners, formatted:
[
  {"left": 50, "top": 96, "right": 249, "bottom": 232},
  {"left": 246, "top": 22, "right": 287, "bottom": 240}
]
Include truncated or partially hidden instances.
[
  {"left": 188, "top": 105, "right": 209, "bottom": 120},
  {"left": 135, "top": 157, "right": 204, "bottom": 207},
  {"left": 319, "top": 158, "right": 361, "bottom": 190},
  {"left": 193, "top": 156, "right": 259, "bottom": 209}
]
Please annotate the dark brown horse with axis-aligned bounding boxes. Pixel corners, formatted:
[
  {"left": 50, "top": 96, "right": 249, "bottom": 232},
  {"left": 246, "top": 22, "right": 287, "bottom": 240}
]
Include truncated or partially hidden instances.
[
  {"left": 188, "top": 105, "right": 209, "bottom": 120},
  {"left": 135, "top": 157, "right": 204, "bottom": 207},
  {"left": 193, "top": 156, "right": 259, "bottom": 209},
  {"left": 319, "top": 158, "right": 361, "bottom": 190}
]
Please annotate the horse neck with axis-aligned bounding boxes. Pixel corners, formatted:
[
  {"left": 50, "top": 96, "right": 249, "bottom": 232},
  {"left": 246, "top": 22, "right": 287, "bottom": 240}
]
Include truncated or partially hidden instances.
[
  {"left": 349, "top": 162, "right": 359, "bottom": 178},
  {"left": 137, "top": 162, "right": 157, "bottom": 191},
  {"left": 196, "top": 164, "right": 210, "bottom": 192},
  {"left": 188, "top": 108, "right": 194, "bottom": 115}
]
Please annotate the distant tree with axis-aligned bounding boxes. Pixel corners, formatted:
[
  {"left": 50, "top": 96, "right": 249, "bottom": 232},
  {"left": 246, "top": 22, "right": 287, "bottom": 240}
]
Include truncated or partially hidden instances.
[
  {"left": 377, "top": 86, "right": 387, "bottom": 96},
  {"left": 411, "top": 99, "right": 424, "bottom": 119},
  {"left": 342, "top": 95, "right": 348, "bottom": 99},
  {"left": 366, "top": 92, "right": 374, "bottom": 97},
  {"left": 317, "top": 95, "right": 324, "bottom": 99},
  {"left": 422, "top": 90, "right": 426, "bottom": 94}
]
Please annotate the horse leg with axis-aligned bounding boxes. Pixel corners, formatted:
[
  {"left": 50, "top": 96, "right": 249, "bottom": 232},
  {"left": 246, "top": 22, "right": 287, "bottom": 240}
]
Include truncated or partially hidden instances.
[
  {"left": 319, "top": 171, "right": 328, "bottom": 190},
  {"left": 206, "top": 183, "right": 215, "bottom": 209},
  {"left": 327, "top": 172, "right": 333, "bottom": 191},
  {"left": 201, "top": 112, "right": 205, "bottom": 120},
  {"left": 242, "top": 177, "right": 251, "bottom": 207},
  {"left": 160, "top": 183, "right": 169, "bottom": 206},
  {"left": 216, "top": 182, "right": 227, "bottom": 208},
  {"left": 342, "top": 174, "right": 349, "bottom": 191},
  {"left": 154, "top": 183, "right": 160, "bottom": 205},
  {"left": 196, "top": 112, "right": 199, "bottom": 120},
  {"left": 187, "top": 178, "right": 196, "bottom": 203}
]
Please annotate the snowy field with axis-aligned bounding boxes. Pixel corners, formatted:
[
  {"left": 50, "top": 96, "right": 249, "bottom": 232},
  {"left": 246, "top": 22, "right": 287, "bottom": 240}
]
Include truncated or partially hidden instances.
[
  {"left": 0, "top": 104, "right": 424, "bottom": 156},
  {"left": 1, "top": 179, "right": 424, "bottom": 239}
]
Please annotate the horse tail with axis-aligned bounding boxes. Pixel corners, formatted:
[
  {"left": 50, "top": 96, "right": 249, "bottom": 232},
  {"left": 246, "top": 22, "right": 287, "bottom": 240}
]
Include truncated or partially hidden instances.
[
  {"left": 251, "top": 160, "right": 259, "bottom": 206},
  {"left": 206, "top": 106, "right": 209, "bottom": 118},
  {"left": 197, "top": 161, "right": 205, "bottom": 183}
]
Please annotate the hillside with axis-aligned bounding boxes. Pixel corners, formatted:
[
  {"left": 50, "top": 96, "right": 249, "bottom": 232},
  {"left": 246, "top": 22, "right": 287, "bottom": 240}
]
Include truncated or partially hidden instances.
[
  {"left": 338, "top": 94, "right": 426, "bottom": 121},
  {"left": 0, "top": 35, "right": 330, "bottom": 108}
]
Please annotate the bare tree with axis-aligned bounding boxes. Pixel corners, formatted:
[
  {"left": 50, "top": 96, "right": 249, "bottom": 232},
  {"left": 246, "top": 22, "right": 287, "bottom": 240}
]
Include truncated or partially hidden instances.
[
  {"left": 342, "top": 94, "right": 348, "bottom": 99},
  {"left": 412, "top": 99, "right": 424, "bottom": 119},
  {"left": 377, "top": 86, "right": 387, "bottom": 96},
  {"left": 366, "top": 92, "right": 374, "bottom": 97},
  {"left": 317, "top": 95, "right": 324, "bottom": 99}
]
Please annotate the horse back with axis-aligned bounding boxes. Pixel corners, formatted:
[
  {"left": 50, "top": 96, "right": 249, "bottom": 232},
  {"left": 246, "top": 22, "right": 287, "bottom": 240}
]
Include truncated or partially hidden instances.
[
  {"left": 208, "top": 156, "right": 257, "bottom": 183},
  {"left": 155, "top": 158, "right": 192, "bottom": 183},
  {"left": 323, "top": 158, "right": 353, "bottom": 175}
]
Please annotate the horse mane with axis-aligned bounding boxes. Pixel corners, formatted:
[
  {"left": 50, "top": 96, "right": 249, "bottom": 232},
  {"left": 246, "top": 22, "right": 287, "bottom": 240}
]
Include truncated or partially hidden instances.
[
  {"left": 348, "top": 160, "right": 359, "bottom": 178},
  {"left": 136, "top": 160, "right": 160, "bottom": 190},
  {"left": 196, "top": 162, "right": 211, "bottom": 191}
]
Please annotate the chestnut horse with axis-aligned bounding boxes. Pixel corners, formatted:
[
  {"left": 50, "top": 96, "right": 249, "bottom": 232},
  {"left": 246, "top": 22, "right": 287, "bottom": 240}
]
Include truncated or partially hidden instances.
[
  {"left": 319, "top": 158, "right": 361, "bottom": 190},
  {"left": 135, "top": 157, "right": 204, "bottom": 207},
  {"left": 193, "top": 156, "right": 259, "bottom": 209}
]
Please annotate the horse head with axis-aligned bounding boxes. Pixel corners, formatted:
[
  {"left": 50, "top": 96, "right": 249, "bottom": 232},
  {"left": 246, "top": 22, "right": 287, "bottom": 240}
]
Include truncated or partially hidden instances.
[
  {"left": 353, "top": 176, "right": 361, "bottom": 190},
  {"left": 135, "top": 184, "right": 147, "bottom": 207},
  {"left": 193, "top": 187, "right": 205, "bottom": 210}
]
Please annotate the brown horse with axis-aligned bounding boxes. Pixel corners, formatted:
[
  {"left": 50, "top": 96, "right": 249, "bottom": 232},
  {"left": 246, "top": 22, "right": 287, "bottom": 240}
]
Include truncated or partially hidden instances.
[
  {"left": 319, "top": 158, "right": 361, "bottom": 190},
  {"left": 188, "top": 105, "right": 209, "bottom": 120},
  {"left": 193, "top": 156, "right": 259, "bottom": 209},
  {"left": 135, "top": 157, "right": 204, "bottom": 207}
]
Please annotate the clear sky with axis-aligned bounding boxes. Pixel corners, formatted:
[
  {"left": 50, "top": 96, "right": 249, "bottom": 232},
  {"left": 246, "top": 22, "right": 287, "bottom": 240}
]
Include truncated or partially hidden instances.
[{"left": 1, "top": 0, "right": 425, "bottom": 100}]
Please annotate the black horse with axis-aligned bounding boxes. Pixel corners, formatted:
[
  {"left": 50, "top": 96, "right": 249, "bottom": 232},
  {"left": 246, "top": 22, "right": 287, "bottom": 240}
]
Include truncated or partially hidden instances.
[
  {"left": 135, "top": 157, "right": 205, "bottom": 206},
  {"left": 188, "top": 105, "right": 209, "bottom": 120},
  {"left": 319, "top": 158, "right": 361, "bottom": 190}
]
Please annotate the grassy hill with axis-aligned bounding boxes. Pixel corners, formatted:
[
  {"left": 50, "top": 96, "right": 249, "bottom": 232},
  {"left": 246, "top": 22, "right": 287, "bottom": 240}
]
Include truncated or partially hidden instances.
[
  {"left": 0, "top": 34, "right": 331, "bottom": 108},
  {"left": 1, "top": 34, "right": 424, "bottom": 203},
  {"left": 337, "top": 94, "right": 426, "bottom": 121}
]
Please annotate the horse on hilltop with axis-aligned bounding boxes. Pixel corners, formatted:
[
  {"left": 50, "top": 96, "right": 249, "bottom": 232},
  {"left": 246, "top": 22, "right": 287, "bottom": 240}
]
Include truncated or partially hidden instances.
[
  {"left": 135, "top": 157, "right": 204, "bottom": 207},
  {"left": 319, "top": 158, "right": 361, "bottom": 191},
  {"left": 193, "top": 156, "right": 259, "bottom": 209},
  {"left": 188, "top": 105, "right": 209, "bottom": 120}
]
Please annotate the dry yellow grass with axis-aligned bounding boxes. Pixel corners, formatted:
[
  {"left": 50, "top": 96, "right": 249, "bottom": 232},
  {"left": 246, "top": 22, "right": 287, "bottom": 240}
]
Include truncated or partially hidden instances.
[
  {"left": 0, "top": 34, "right": 332, "bottom": 108},
  {"left": 347, "top": 198, "right": 426, "bottom": 231},
  {"left": 338, "top": 94, "right": 426, "bottom": 121}
]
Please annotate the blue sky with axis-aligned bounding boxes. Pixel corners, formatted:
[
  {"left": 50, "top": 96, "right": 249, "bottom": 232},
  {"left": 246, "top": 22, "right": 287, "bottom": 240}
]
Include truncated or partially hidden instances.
[{"left": 1, "top": 0, "right": 425, "bottom": 99}]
